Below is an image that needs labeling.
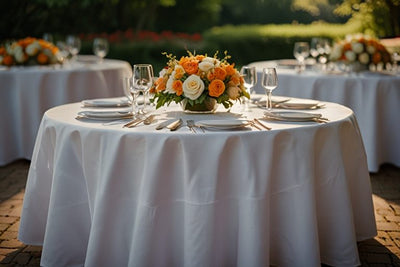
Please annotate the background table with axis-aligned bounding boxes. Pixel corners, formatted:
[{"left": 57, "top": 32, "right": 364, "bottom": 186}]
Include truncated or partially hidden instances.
[
  {"left": 250, "top": 60, "right": 400, "bottom": 172},
  {"left": 0, "top": 56, "right": 132, "bottom": 166},
  {"left": 19, "top": 99, "right": 376, "bottom": 267}
]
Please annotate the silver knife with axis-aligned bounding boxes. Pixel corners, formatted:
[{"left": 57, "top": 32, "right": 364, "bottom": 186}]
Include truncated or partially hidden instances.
[{"left": 167, "top": 118, "right": 183, "bottom": 131}]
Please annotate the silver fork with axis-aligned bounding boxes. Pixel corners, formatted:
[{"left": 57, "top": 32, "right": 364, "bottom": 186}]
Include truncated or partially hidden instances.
[{"left": 186, "top": 120, "right": 197, "bottom": 133}]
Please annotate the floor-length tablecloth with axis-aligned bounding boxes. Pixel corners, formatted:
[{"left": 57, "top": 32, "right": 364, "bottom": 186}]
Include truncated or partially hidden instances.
[
  {"left": 0, "top": 57, "right": 132, "bottom": 166},
  {"left": 19, "top": 100, "right": 376, "bottom": 267},
  {"left": 250, "top": 60, "right": 400, "bottom": 172}
]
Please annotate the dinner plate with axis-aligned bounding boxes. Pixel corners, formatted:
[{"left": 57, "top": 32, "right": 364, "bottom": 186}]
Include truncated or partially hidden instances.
[
  {"left": 197, "top": 119, "right": 250, "bottom": 129},
  {"left": 276, "top": 100, "right": 320, "bottom": 109},
  {"left": 255, "top": 96, "right": 291, "bottom": 106},
  {"left": 81, "top": 97, "right": 131, "bottom": 108},
  {"left": 264, "top": 111, "right": 322, "bottom": 122},
  {"left": 77, "top": 110, "right": 132, "bottom": 120}
]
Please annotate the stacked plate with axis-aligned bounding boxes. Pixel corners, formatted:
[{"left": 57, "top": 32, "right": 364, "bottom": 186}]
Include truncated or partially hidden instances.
[
  {"left": 196, "top": 119, "right": 250, "bottom": 130},
  {"left": 77, "top": 110, "right": 132, "bottom": 120},
  {"left": 81, "top": 97, "right": 131, "bottom": 108},
  {"left": 264, "top": 111, "right": 322, "bottom": 122}
]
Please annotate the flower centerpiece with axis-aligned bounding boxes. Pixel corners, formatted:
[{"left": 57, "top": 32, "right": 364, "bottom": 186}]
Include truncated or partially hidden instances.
[
  {"left": 329, "top": 34, "right": 392, "bottom": 71},
  {"left": 151, "top": 51, "right": 250, "bottom": 112},
  {"left": 0, "top": 37, "right": 62, "bottom": 66}
]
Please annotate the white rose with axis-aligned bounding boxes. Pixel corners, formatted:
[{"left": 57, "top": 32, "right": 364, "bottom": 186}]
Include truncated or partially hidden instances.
[
  {"left": 198, "top": 60, "right": 214, "bottom": 72},
  {"left": 351, "top": 42, "right": 364, "bottom": 54},
  {"left": 330, "top": 45, "right": 343, "bottom": 61},
  {"left": 202, "top": 56, "right": 220, "bottom": 66},
  {"left": 165, "top": 75, "right": 175, "bottom": 94},
  {"left": 159, "top": 68, "right": 167, "bottom": 77},
  {"left": 358, "top": 53, "right": 370, "bottom": 65},
  {"left": 182, "top": 74, "right": 205, "bottom": 100},
  {"left": 366, "top": 45, "right": 376, "bottom": 54},
  {"left": 26, "top": 42, "right": 41, "bottom": 56},
  {"left": 15, "top": 49, "right": 25, "bottom": 63},
  {"left": 345, "top": 51, "right": 356, "bottom": 62},
  {"left": 226, "top": 86, "right": 241, "bottom": 100}
]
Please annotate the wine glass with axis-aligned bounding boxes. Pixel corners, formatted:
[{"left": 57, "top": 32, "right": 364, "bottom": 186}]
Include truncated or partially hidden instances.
[
  {"left": 240, "top": 66, "right": 257, "bottom": 110},
  {"left": 93, "top": 38, "right": 109, "bottom": 62},
  {"left": 132, "top": 64, "right": 154, "bottom": 114},
  {"left": 261, "top": 68, "right": 278, "bottom": 110},
  {"left": 123, "top": 76, "right": 139, "bottom": 117},
  {"left": 42, "top": 33, "right": 54, "bottom": 44},
  {"left": 66, "top": 35, "right": 81, "bottom": 61},
  {"left": 293, "top": 42, "right": 310, "bottom": 73}
]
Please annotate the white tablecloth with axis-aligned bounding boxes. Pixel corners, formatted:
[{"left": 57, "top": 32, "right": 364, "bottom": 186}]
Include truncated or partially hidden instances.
[
  {"left": 0, "top": 56, "right": 132, "bottom": 166},
  {"left": 250, "top": 60, "right": 400, "bottom": 172},
  {"left": 19, "top": 99, "right": 376, "bottom": 267}
]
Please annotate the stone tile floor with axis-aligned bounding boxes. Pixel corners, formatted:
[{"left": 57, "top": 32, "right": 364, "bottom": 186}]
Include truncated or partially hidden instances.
[{"left": 0, "top": 160, "right": 398, "bottom": 266}]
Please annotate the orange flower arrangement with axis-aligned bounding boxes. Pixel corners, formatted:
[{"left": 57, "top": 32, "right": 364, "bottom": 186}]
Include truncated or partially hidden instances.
[
  {"left": 0, "top": 37, "right": 62, "bottom": 66},
  {"left": 330, "top": 34, "right": 392, "bottom": 69},
  {"left": 151, "top": 51, "right": 249, "bottom": 109}
]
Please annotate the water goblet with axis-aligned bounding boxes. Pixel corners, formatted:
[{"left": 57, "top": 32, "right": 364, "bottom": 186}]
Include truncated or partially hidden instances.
[
  {"left": 293, "top": 42, "right": 310, "bottom": 73},
  {"left": 93, "top": 38, "right": 109, "bottom": 62},
  {"left": 133, "top": 64, "right": 154, "bottom": 114},
  {"left": 261, "top": 67, "right": 278, "bottom": 110},
  {"left": 42, "top": 33, "right": 54, "bottom": 44},
  {"left": 123, "top": 76, "right": 139, "bottom": 117},
  {"left": 240, "top": 65, "right": 257, "bottom": 110},
  {"left": 66, "top": 35, "right": 81, "bottom": 61}
]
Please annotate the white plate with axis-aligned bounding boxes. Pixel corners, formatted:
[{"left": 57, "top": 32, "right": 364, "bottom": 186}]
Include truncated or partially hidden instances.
[
  {"left": 77, "top": 110, "right": 132, "bottom": 120},
  {"left": 255, "top": 96, "right": 291, "bottom": 105},
  {"left": 81, "top": 97, "right": 131, "bottom": 108},
  {"left": 197, "top": 119, "right": 249, "bottom": 129},
  {"left": 264, "top": 111, "right": 322, "bottom": 122},
  {"left": 277, "top": 100, "right": 319, "bottom": 109}
]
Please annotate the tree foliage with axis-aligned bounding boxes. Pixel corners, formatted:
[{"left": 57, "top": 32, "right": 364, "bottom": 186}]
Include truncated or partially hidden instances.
[{"left": 334, "top": 0, "right": 400, "bottom": 37}]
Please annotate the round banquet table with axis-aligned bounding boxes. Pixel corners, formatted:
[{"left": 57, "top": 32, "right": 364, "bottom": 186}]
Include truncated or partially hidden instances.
[
  {"left": 19, "top": 99, "right": 376, "bottom": 267},
  {"left": 0, "top": 56, "right": 132, "bottom": 166},
  {"left": 249, "top": 60, "right": 400, "bottom": 172}
]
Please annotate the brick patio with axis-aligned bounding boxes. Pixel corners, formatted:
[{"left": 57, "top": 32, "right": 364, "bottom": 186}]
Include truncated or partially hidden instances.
[{"left": 0, "top": 160, "right": 399, "bottom": 266}]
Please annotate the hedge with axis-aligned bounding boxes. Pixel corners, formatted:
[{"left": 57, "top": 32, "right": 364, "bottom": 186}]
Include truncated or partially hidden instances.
[{"left": 81, "top": 21, "right": 364, "bottom": 72}]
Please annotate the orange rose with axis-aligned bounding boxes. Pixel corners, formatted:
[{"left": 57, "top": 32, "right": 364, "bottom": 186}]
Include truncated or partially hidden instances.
[
  {"left": 228, "top": 73, "right": 241, "bottom": 86},
  {"left": 181, "top": 58, "right": 199, "bottom": 75},
  {"left": 213, "top": 67, "right": 227, "bottom": 81},
  {"left": 223, "top": 64, "right": 236, "bottom": 76},
  {"left": 207, "top": 71, "right": 215, "bottom": 81},
  {"left": 172, "top": 80, "right": 183, "bottom": 96},
  {"left": 343, "top": 43, "right": 352, "bottom": 51},
  {"left": 208, "top": 79, "right": 225, "bottom": 97},
  {"left": 372, "top": 52, "right": 382, "bottom": 64},
  {"left": 155, "top": 77, "right": 166, "bottom": 92},
  {"left": 3, "top": 55, "right": 13, "bottom": 66},
  {"left": 195, "top": 55, "right": 205, "bottom": 61},
  {"left": 37, "top": 53, "right": 49, "bottom": 64}
]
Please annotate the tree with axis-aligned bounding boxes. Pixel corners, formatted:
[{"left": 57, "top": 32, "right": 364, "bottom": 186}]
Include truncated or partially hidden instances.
[{"left": 334, "top": 0, "right": 400, "bottom": 37}]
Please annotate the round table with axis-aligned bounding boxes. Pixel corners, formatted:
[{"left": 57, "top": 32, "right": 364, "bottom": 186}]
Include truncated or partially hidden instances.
[
  {"left": 250, "top": 60, "right": 400, "bottom": 172},
  {"left": 19, "top": 99, "right": 376, "bottom": 267},
  {"left": 0, "top": 56, "right": 132, "bottom": 166}
]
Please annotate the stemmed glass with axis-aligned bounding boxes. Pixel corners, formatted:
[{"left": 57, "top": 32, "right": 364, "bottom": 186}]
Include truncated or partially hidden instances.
[
  {"left": 123, "top": 76, "right": 139, "bottom": 117},
  {"left": 293, "top": 42, "right": 310, "bottom": 73},
  {"left": 261, "top": 67, "right": 278, "bottom": 110},
  {"left": 132, "top": 64, "right": 154, "bottom": 114},
  {"left": 66, "top": 35, "right": 81, "bottom": 61},
  {"left": 240, "top": 66, "right": 257, "bottom": 110},
  {"left": 93, "top": 38, "right": 109, "bottom": 62}
]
